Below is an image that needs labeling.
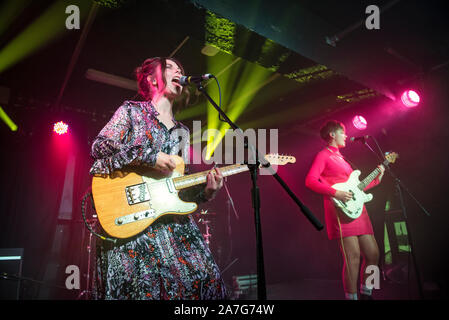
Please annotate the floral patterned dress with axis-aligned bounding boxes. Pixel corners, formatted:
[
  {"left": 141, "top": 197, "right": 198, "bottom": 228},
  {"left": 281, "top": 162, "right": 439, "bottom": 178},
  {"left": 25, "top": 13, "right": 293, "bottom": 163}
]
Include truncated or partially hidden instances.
[{"left": 89, "top": 100, "right": 227, "bottom": 300}]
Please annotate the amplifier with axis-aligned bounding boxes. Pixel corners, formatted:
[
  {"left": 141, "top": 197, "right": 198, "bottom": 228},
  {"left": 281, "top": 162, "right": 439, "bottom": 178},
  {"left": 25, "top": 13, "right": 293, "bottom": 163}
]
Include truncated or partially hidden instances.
[{"left": 0, "top": 248, "right": 24, "bottom": 300}]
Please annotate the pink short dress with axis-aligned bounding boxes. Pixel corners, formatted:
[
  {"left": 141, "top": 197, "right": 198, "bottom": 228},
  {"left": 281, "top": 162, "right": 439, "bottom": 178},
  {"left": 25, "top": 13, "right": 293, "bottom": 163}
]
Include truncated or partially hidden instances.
[{"left": 305, "top": 146, "right": 381, "bottom": 240}]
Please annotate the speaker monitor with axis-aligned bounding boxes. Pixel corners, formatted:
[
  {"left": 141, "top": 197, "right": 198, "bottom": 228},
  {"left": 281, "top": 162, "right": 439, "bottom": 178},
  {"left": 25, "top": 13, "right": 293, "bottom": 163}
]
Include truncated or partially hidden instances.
[{"left": 0, "top": 248, "right": 24, "bottom": 300}]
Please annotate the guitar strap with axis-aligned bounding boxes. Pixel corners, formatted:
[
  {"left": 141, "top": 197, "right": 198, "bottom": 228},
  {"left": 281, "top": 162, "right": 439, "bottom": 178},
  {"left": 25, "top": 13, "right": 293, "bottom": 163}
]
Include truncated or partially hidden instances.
[
  {"left": 81, "top": 189, "right": 117, "bottom": 244},
  {"left": 342, "top": 156, "right": 359, "bottom": 171},
  {"left": 327, "top": 146, "right": 356, "bottom": 291},
  {"left": 337, "top": 214, "right": 352, "bottom": 291}
]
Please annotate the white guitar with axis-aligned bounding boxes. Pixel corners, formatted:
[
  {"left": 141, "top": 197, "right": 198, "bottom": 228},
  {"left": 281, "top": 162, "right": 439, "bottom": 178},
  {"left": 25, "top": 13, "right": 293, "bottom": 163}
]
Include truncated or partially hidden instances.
[{"left": 332, "top": 152, "right": 398, "bottom": 220}]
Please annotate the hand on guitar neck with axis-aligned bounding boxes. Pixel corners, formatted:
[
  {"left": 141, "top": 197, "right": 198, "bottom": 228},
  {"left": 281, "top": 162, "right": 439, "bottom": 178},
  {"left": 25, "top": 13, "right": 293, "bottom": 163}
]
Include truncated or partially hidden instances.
[
  {"left": 376, "top": 164, "right": 385, "bottom": 182},
  {"left": 204, "top": 167, "right": 223, "bottom": 200}
]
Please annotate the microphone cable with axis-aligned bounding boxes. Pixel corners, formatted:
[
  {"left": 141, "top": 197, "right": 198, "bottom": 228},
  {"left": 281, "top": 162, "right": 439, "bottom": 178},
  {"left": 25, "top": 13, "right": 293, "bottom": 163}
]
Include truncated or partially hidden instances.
[
  {"left": 211, "top": 76, "right": 225, "bottom": 123},
  {"left": 81, "top": 187, "right": 117, "bottom": 244}
]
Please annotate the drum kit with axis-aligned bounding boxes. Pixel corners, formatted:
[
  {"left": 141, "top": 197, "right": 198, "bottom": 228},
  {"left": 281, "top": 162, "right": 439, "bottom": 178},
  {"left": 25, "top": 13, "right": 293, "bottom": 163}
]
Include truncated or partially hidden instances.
[{"left": 195, "top": 208, "right": 232, "bottom": 272}]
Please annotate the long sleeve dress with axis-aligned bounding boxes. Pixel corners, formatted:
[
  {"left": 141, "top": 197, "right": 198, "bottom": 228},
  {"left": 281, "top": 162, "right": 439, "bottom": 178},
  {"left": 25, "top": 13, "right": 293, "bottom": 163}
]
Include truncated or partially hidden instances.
[
  {"left": 89, "top": 100, "right": 227, "bottom": 300},
  {"left": 305, "top": 146, "right": 381, "bottom": 240}
]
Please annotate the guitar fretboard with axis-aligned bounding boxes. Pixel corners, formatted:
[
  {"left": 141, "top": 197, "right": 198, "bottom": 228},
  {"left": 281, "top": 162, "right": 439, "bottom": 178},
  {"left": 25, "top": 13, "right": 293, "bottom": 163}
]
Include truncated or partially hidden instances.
[
  {"left": 357, "top": 156, "right": 392, "bottom": 190},
  {"left": 358, "top": 168, "right": 381, "bottom": 190},
  {"left": 173, "top": 164, "right": 249, "bottom": 190}
]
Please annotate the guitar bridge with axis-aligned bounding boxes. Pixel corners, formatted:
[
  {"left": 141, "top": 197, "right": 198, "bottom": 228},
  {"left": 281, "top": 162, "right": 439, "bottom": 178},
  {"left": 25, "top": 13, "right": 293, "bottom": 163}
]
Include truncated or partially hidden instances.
[{"left": 125, "top": 183, "right": 150, "bottom": 205}]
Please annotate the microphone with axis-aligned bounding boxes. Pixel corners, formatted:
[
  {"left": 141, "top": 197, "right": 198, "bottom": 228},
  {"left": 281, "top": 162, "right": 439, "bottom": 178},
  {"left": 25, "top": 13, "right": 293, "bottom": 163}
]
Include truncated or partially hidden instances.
[
  {"left": 177, "top": 74, "right": 214, "bottom": 86},
  {"left": 350, "top": 135, "right": 370, "bottom": 143}
]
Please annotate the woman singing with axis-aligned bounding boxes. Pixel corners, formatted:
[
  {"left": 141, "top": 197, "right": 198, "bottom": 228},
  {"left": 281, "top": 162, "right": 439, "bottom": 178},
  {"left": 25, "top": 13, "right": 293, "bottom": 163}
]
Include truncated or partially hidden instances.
[
  {"left": 305, "top": 120, "right": 385, "bottom": 300},
  {"left": 89, "top": 57, "right": 226, "bottom": 300}
]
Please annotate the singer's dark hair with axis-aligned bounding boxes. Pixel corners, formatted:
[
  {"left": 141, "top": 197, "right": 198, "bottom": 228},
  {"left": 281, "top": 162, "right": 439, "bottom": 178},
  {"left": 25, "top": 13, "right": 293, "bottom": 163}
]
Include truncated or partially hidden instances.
[{"left": 319, "top": 120, "right": 345, "bottom": 142}]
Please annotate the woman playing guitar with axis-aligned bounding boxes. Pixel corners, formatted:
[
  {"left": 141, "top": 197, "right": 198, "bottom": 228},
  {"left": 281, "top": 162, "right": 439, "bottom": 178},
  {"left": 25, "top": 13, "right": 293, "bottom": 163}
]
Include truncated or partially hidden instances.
[
  {"left": 89, "top": 57, "right": 225, "bottom": 300},
  {"left": 305, "top": 120, "right": 385, "bottom": 300}
]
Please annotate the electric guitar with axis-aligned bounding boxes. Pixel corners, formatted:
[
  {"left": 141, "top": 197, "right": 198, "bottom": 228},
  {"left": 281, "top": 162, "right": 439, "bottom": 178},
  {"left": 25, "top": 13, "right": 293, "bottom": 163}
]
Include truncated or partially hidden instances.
[
  {"left": 91, "top": 154, "right": 296, "bottom": 238},
  {"left": 331, "top": 152, "right": 398, "bottom": 220}
]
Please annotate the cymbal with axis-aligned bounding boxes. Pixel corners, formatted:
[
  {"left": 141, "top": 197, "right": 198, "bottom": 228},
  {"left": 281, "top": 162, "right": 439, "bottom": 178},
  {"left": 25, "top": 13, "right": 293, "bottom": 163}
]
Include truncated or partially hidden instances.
[{"left": 198, "top": 209, "right": 217, "bottom": 216}]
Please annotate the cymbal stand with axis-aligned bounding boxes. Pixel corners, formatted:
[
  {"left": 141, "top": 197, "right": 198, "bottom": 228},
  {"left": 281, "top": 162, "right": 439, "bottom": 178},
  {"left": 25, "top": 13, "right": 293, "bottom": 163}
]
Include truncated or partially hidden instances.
[
  {"left": 77, "top": 218, "right": 97, "bottom": 300},
  {"left": 198, "top": 210, "right": 212, "bottom": 246}
]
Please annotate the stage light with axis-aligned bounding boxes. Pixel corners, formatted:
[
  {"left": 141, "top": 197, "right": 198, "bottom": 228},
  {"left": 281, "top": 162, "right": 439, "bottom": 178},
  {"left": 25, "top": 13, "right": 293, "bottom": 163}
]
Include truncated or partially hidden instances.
[
  {"left": 401, "top": 90, "right": 420, "bottom": 108},
  {"left": 352, "top": 115, "right": 367, "bottom": 130},
  {"left": 53, "top": 121, "right": 68, "bottom": 135},
  {"left": 201, "top": 44, "right": 220, "bottom": 57}
]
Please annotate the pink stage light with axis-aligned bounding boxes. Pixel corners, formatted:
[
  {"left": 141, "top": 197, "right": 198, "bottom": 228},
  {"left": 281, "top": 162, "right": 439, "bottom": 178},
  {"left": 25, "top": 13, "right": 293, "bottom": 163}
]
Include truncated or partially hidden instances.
[
  {"left": 53, "top": 121, "right": 68, "bottom": 135},
  {"left": 352, "top": 115, "right": 367, "bottom": 130},
  {"left": 401, "top": 90, "right": 420, "bottom": 107}
]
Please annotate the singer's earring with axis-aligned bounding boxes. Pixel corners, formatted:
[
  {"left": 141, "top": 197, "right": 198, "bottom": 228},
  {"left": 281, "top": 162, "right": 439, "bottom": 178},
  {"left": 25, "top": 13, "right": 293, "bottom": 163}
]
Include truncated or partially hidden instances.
[{"left": 147, "top": 75, "right": 157, "bottom": 87}]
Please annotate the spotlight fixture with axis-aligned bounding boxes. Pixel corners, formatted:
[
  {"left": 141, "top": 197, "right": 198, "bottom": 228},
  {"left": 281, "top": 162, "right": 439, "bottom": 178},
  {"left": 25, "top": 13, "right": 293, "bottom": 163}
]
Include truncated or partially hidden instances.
[
  {"left": 400, "top": 90, "right": 420, "bottom": 108},
  {"left": 352, "top": 115, "right": 367, "bottom": 130},
  {"left": 53, "top": 121, "right": 68, "bottom": 135}
]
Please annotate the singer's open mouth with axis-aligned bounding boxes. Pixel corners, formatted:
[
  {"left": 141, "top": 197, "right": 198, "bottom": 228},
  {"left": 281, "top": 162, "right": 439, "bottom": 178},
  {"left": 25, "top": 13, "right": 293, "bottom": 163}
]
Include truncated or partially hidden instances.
[
  {"left": 171, "top": 78, "right": 182, "bottom": 88},
  {"left": 171, "top": 78, "right": 182, "bottom": 89}
]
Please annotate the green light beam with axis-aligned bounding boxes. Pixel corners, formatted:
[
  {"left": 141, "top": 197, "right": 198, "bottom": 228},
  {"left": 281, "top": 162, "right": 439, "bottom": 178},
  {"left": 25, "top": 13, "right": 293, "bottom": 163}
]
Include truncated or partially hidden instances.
[
  {"left": 205, "top": 60, "right": 274, "bottom": 159},
  {"left": 0, "top": 106, "right": 18, "bottom": 131},
  {"left": 0, "top": 0, "right": 90, "bottom": 74},
  {"left": 0, "top": 0, "right": 31, "bottom": 37}
]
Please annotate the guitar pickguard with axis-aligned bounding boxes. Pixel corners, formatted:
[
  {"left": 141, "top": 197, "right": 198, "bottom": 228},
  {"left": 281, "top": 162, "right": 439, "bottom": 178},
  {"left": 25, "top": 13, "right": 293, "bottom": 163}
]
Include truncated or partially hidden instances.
[{"left": 142, "top": 174, "right": 197, "bottom": 217}]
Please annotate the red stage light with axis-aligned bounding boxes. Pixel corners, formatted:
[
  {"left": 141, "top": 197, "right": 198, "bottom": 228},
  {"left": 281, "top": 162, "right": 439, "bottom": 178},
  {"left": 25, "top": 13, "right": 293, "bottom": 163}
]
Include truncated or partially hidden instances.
[
  {"left": 53, "top": 121, "right": 68, "bottom": 135},
  {"left": 401, "top": 90, "right": 420, "bottom": 107},
  {"left": 352, "top": 115, "right": 367, "bottom": 130}
]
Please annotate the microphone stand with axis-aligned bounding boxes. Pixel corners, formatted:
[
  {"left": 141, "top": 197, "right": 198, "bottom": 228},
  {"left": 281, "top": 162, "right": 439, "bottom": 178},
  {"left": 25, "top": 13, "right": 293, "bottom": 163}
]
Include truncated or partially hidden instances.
[
  {"left": 362, "top": 137, "right": 430, "bottom": 299},
  {"left": 194, "top": 80, "right": 323, "bottom": 300}
]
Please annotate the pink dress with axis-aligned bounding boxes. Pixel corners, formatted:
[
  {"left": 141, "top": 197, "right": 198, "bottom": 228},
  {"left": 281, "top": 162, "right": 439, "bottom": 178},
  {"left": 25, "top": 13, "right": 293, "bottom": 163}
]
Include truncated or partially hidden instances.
[{"left": 305, "top": 146, "right": 381, "bottom": 240}]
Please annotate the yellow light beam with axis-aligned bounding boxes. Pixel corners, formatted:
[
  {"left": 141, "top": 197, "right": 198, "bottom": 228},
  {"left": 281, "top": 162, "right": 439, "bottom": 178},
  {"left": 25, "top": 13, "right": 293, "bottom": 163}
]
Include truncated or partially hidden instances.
[
  {"left": 0, "top": 106, "right": 18, "bottom": 131},
  {"left": 205, "top": 61, "right": 274, "bottom": 159}
]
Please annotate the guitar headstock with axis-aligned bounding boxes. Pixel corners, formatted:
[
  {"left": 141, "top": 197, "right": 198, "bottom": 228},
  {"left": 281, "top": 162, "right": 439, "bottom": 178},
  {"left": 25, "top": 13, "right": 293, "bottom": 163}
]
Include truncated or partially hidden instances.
[
  {"left": 385, "top": 151, "right": 399, "bottom": 164},
  {"left": 264, "top": 154, "right": 296, "bottom": 165}
]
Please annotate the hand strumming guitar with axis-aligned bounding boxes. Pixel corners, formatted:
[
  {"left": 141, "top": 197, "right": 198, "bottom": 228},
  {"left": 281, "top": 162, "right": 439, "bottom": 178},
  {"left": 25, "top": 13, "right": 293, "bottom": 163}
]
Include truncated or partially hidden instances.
[
  {"left": 334, "top": 190, "right": 353, "bottom": 202},
  {"left": 155, "top": 152, "right": 177, "bottom": 173}
]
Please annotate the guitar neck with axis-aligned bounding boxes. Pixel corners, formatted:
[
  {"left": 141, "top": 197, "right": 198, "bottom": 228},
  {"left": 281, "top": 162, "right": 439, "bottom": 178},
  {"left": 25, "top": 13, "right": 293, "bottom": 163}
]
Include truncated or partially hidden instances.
[
  {"left": 358, "top": 159, "right": 388, "bottom": 190},
  {"left": 173, "top": 164, "right": 249, "bottom": 190}
]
